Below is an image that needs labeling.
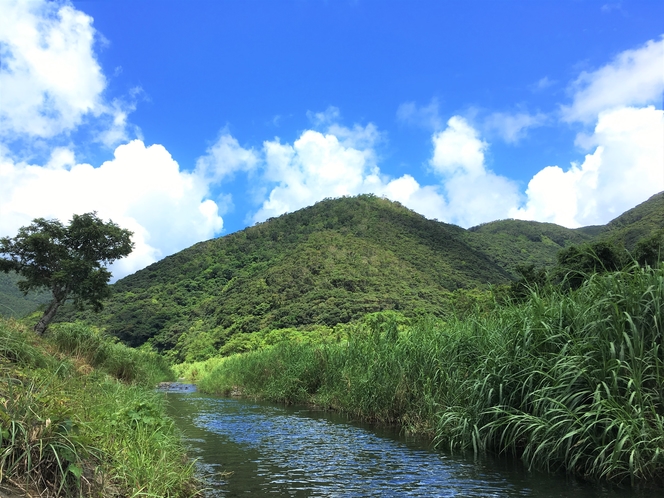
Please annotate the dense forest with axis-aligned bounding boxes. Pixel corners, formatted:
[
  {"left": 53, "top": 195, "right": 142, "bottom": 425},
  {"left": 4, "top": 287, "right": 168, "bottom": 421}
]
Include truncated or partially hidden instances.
[{"left": 3, "top": 192, "right": 663, "bottom": 362}]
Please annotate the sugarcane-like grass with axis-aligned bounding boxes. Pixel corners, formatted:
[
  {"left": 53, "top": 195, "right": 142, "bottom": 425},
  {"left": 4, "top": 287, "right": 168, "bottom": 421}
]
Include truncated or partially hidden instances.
[{"left": 197, "top": 265, "right": 664, "bottom": 484}]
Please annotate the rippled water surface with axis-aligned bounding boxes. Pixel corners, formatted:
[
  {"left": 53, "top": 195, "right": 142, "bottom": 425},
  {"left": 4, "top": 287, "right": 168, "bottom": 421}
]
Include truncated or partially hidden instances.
[{"left": 164, "top": 385, "right": 652, "bottom": 497}]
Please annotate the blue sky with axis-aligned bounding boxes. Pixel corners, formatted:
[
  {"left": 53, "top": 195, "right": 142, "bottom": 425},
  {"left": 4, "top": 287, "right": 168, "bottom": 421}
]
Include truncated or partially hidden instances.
[{"left": 1, "top": 0, "right": 663, "bottom": 279}]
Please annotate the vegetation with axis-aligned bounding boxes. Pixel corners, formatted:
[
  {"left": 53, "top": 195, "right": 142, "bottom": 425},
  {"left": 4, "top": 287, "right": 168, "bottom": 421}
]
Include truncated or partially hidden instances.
[
  {"left": 2, "top": 193, "right": 661, "bottom": 363},
  {"left": 191, "top": 264, "right": 664, "bottom": 484},
  {"left": 0, "top": 193, "right": 659, "bottom": 491},
  {"left": 0, "top": 213, "right": 133, "bottom": 334},
  {"left": 59, "top": 195, "right": 512, "bottom": 357},
  {"left": 0, "top": 317, "right": 197, "bottom": 496},
  {"left": 0, "top": 271, "right": 50, "bottom": 318}
]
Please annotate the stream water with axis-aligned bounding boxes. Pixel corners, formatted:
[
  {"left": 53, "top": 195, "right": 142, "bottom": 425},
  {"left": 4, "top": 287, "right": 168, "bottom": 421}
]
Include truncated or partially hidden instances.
[{"left": 163, "top": 384, "right": 654, "bottom": 497}]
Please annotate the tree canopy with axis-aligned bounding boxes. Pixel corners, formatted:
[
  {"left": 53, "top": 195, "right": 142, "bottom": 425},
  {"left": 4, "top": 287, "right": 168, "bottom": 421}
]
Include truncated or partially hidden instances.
[{"left": 0, "top": 213, "right": 133, "bottom": 334}]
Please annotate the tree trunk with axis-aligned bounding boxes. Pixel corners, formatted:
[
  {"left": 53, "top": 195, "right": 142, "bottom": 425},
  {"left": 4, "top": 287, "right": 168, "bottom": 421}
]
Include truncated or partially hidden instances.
[{"left": 34, "top": 297, "right": 65, "bottom": 335}]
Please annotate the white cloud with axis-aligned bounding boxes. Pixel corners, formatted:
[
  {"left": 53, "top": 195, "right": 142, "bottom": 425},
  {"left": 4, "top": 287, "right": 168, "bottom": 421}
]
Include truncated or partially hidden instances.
[
  {"left": 306, "top": 106, "right": 341, "bottom": 127},
  {"left": 484, "top": 111, "right": 547, "bottom": 143},
  {"left": 396, "top": 99, "right": 442, "bottom": 130},
  {"left": 561, "top": 36, "right": 664, "bottom": 124},
  {"left": 195, "top": 133, "right": 259, "bottom": 183},
  {"left": 430, "top": 116, "right": 488, "bottom": 178},
  {"left": 531, "top": 76, "right": 556, "bottom": 92},
  {"left": 514, "top": 106, "right": 664, "bottom": 227},
  {"left": 514, "top": 37, "right": 664, "bottom": 227},
  {"left": 429, "top": 116, "right": 522, "bottom": 227},
  {"left": 0, "top": 0, "right": 105, "bottom": 138},
  {"left": 251, "top": 114, "right": 522, "bottom": 229},
  {"left": 0, "top": 140, "right": 223, "bottom": 279},
  {"left": 254, "top": 127, "right": 377, "bottom": 221},
  {"left": 0, "top": 0, "right": 137, "bottom": 146},
  {"left": 252, "top": 121, "right": 452, "bottom": 224}
]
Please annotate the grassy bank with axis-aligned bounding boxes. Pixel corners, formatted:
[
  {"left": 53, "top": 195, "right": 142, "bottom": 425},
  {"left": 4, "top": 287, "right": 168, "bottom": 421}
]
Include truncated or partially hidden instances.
[
  {"left": 192, "top": 265, "right": 664, "bottom": 484},
  {"left": 0, "top": 318, "right": 197, "bottom": 496}
]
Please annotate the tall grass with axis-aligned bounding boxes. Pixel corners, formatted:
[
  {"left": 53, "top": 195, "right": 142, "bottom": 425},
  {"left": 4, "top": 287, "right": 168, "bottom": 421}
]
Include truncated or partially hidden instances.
[
  {"left": 0, "top": 318, "right": 197, "bottom": 496},
  {"left": 46, "top": 322, "right": 174, "bottom": 386},
  {"left": 196, "top": 265, "right": 664, "bottom": 484}
]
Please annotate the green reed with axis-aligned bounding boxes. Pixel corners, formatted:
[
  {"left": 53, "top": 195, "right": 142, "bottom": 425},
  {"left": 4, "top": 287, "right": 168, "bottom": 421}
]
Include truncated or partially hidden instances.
[{"left": 196, "top": 265, "right": 664, "bottom": 484}]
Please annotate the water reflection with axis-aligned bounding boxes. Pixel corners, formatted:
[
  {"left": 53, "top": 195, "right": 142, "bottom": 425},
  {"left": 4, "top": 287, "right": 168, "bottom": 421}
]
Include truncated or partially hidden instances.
[{"left": 164, "top": 386, "right": 649, "bottom": 497}]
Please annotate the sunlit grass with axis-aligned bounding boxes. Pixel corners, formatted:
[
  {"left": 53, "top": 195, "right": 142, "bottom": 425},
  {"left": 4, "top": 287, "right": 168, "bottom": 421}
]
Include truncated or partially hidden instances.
[
  {"left": 0, "top": 318, "right": 198, "bottom": 496},
  {"left": 195, "top": 265, "right": 664, "bottom": 484}
]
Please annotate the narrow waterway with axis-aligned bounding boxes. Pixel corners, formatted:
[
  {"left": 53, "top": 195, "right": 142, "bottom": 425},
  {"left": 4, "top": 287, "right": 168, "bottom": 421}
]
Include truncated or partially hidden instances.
[{"left": 164, "top": 385, "right": 651, "bottom": 497}]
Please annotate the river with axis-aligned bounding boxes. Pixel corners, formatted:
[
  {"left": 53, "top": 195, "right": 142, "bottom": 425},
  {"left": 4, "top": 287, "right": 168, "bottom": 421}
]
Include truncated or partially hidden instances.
[{"left": 163, "top": 384, "right": 652, "bottom": 497}]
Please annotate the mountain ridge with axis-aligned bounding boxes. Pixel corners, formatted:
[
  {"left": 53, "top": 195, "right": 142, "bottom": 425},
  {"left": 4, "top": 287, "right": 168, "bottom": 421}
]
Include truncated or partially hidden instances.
[{"left": 3, "top": 192, "right": 663, "bottom": 358}]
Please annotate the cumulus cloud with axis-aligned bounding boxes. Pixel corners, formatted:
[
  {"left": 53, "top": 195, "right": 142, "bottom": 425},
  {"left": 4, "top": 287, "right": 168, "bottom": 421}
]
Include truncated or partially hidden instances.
[
  {"left": 0, "top": 140, "right": 223, "bottom": 279},
  {"left": 0, "top": 0, "right": 105, "bottom": 138},
  {"left": 484, "top": 111, "right": 548, "bottom": 143},
  {"left": 429, "top": 116, "right": 522, "bottom": 227},
  {"left": 514, "top": 106, "right": 664, "bottom": 226},
  {"left": 251, "top": 114, "right": 523, "bottom": 229},
  {"left": 0, "top": 0, "right": 224, "bottom": 280},
  {"left": 561, "top": 36, "right": 664, "bottom": 124},
  {"left": 511, "top": 36, "right": 664, "bottom": 227},
  {"left": 254, "top": 126, "right": 378, "bottom": 221},
  {"left": 430, "top": 117, "right": 488, "bottom": 177},
  {"left": 0, "top": 0, "right": 137, "bottom": 145},
  {"left": 195, "top": 133, "right": 259, "bottom": 183},
  {"left": 252, "top": 120, "right": 451, "bottom": 224}
]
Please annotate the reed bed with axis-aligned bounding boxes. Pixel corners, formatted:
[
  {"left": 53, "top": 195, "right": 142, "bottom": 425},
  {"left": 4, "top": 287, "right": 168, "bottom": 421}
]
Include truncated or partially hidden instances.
[{"left": 196, "top": 265, "right": 664, "bottom": 484}]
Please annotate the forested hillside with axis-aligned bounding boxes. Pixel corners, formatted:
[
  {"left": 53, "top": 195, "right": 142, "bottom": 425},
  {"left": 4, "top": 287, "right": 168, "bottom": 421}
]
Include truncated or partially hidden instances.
[
  {"left": 7, "top": 192, "right": 664, "bottom": 358},
  {"left": 0, "top": 271, "right": 51, "bottom": 318},
  {"left": 597, "top": 191, "right": 664, "bottom": 248},
  {"left": 64, "top": 195, "right": 511, "bottom": 350},
  {"left": 465, "top": 219, "right": 593, "bottom": 273}
]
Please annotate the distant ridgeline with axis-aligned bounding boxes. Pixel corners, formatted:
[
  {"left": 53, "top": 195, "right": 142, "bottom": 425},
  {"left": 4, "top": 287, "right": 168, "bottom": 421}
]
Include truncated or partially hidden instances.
[
  {"left": 0, "top": 271, "right": 51, "bottom": 318},
  {"left": 44, "top": 191, "right": 664, "bottom": 356}
]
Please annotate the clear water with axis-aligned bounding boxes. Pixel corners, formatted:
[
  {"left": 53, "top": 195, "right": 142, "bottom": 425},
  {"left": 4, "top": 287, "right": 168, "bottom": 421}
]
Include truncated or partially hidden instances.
[{"left": 163, "top": 384, "right": 656, "bottom": 497}]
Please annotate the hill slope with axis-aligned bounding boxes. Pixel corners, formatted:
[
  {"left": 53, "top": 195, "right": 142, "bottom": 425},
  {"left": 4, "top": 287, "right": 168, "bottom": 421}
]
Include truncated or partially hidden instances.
[
  {"left": 15, "top": 191, "right": 664, "bottom": 355},
  {"left": 0, "top": 271, "right": 51, "bottom": 318},
  {"left": 598, "top": 191, "right": 664, "bottom": 248},
  {"left": 465, "top": 220, "right": 593, "bottom": 273},
  {"left": 83, "top": 195, "right": 511, "bottom": 349}
]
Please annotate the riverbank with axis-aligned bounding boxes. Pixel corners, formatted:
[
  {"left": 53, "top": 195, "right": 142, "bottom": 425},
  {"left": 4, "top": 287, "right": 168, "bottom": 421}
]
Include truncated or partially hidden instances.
[
  {"left": 182, "top": 266, "right": 664, "bottom": 485},
  {"left": 0, "top": 318, "right": 198, "bottom": 496}
]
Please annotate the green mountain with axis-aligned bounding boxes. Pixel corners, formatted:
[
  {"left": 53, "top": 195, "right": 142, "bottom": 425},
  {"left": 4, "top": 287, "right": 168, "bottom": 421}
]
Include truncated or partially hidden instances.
[
  {"left": 0, "top": 271, "right": 51, "bottom": 318},
  {"left": 463, "top": 192, "right": 664, "bottom": 274},
  {"left": 9, "top": 192, "right": 664, "bottom": 356},
  {"left": 465, "top": 220, "right": 593, "bottom": 274},
  {"left": 81, "top": 195, "right": 512, "bottom": 350},
  {"left": 597, "top": 191, "right": 664, "bottom": 248}
]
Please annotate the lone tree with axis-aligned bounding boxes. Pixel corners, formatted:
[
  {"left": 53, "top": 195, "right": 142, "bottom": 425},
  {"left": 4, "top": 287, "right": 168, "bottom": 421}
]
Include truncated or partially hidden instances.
[{"left": 0, "top": 213, "right": 133, "bottom": 334}]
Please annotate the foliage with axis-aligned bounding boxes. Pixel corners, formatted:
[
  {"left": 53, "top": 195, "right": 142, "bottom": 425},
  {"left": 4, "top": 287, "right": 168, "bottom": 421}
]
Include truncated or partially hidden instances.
[
  {"left": 0, "top": 271, "right": 51, "bottom": 318},
  {"left": 602, "top": 191, "right": 664, "bottom": 249},
  {"left": 0, "top": 213, "right": 133, "bottom": 334},
  {"left": 554, "top": 240, "right": 628, "bottom": 290},
  {"left": 634, "top": 229, "right": 664, "bottom": 267},
  {"left": 62, "top": 193, "right": 664, "bottom": 360},
  {"left": 194, "top": 266, "right": 664, "bottom": 484},
  {"left": 47, "top": 322, "right": 174, "bottom": 386},
  {"left": 65, "top": 195, "right": 512, "bottom": 354},
  {"left": 466, "top": 219, "right": 593, "bottom": 275},
  {"left": 0, "top": 317, "right": 196, "bottom": 496}
]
